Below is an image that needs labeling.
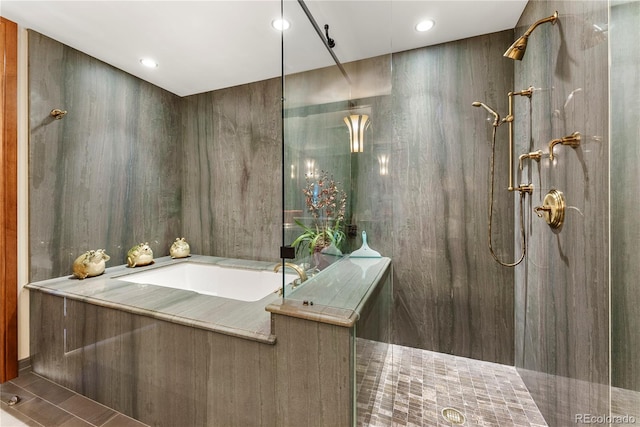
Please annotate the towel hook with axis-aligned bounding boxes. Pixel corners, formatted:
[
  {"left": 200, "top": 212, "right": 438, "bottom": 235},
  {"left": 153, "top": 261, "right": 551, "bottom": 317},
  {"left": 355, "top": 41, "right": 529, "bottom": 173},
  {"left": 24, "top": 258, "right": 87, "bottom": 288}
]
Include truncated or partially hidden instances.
[{"left": 50, "top": 109, "right": 67, "bottom": 120}]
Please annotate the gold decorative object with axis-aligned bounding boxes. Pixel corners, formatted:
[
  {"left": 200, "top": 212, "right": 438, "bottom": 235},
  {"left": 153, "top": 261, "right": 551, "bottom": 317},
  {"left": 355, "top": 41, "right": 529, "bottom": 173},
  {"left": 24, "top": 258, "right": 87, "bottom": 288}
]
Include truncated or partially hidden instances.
[
  {"left": 534, "top": 189, "right": 566, "bottom": 229},
  {"left": 170, "top": 237, "right": 190, "bottom": 259},
  {"left": 126, "top": 243, "right": 154, "bottom": 267},
  {"left": 72, "top": 249, "right": 110, "bottom": 279}
]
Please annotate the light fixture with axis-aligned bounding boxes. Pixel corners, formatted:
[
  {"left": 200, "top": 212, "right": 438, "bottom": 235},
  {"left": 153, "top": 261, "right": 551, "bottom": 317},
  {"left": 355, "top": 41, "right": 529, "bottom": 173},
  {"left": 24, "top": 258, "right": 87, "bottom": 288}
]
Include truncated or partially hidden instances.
[
  {"left": 272, "top": 18, "right": 290, "bottom": 31},
  {"left": 305, "top": 159, "right": 315, "bottom": 177},
  {"left": 377, "top": 154, "right": 389, "bottom": 176},
  {"left": 415, "top": 19, "right": 435, "bottom": 32},
  {"left": 140, "top": 58, "right": 158, "bottom": 68},
  {"left": 344, "top": 114, "right": 370, "bottom": 153}
]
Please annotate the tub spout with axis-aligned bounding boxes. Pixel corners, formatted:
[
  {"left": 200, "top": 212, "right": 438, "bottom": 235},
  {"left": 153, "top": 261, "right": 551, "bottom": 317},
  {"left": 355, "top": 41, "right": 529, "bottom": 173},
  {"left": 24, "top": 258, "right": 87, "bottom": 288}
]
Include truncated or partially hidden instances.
[
  {"left": 274, "top": 262, "right": 308, "bottom": 283},
  {"left": 549, "top": 132, "right": 581, "bottom": 161},
  {"left": 518, "top": 150, "right": 543, "bottom": 170}
]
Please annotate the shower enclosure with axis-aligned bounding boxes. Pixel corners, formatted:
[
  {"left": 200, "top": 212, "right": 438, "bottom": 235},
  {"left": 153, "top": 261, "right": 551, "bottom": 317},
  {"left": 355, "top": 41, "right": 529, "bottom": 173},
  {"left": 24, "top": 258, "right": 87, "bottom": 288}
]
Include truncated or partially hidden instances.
[
  {"left": 280, "top": 2, "right": 395, "bottom": 425},
  {"left": 280, "top": 0, "right": 640, "bottom": 425}
]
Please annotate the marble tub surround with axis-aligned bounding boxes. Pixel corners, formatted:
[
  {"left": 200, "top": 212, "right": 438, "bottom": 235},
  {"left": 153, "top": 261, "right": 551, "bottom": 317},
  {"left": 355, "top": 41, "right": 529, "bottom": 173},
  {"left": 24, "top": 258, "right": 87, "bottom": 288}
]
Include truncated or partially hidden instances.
[
  {"left": 270, "top": 258, "right": 393, "bottom": 426},
  {"left": 267, "top": 256, "right": 391, "bottom": 327},
  {"left": 29, "top": 292, "right": 279, "bottom": 426},
  {"left": 26, "top": 255, "right": 288, "bottom": 343},
  {"left": 29, "top": 254, "right": 392, "bottom": 426}
]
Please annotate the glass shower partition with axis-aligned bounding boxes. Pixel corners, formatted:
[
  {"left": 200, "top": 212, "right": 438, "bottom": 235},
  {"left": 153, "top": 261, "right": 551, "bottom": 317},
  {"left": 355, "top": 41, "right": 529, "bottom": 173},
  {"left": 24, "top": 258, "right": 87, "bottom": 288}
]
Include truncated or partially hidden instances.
[
  {"left": 610, "top": 0, "right": 640, "bottom": 422},
  {"left": 280, "top": 1, "right": 395, "bottom": 425}
]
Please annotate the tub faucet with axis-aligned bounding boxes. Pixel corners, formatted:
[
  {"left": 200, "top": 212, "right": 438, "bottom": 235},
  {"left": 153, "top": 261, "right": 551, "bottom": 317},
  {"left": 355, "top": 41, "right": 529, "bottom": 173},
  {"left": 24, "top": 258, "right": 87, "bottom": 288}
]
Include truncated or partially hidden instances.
[
  {"left": 549, "top": 132, "right": 581, "bottom": 161},
  {"left": 274, "top": 262, "right": 308, "bottom": 283},
  {"left": 518, "top": 150, "right": 543, "bottom": 170}
]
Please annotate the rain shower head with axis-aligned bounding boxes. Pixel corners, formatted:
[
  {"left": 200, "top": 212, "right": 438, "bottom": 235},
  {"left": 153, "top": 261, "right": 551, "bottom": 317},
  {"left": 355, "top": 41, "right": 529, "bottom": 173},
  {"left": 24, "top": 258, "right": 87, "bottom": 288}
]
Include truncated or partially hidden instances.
[
  {"left": 503, "top": 36, "right": 528, "bottom": 61},
  {"left": 504, "top": 11, "right": 558, "bottom": 60}
]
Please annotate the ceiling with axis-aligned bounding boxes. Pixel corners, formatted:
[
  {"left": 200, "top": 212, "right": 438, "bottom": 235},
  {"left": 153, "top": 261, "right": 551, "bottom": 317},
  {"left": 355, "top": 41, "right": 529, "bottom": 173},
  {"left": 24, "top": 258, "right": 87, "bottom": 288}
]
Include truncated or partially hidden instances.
[{"left": 0, "top": 1, "right": 527, "bottom": 97}]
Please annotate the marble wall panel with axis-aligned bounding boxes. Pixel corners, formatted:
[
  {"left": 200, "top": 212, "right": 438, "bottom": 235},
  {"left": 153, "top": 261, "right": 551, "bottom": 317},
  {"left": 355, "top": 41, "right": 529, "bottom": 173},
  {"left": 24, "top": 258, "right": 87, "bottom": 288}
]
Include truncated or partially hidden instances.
[
  {"left": 389, "top": 31, "right": 516, "bottom": 364},
  {"left": 30, "top": 292, "right": 277, "bottom": 427},
  {"left": 272, "top": 314, "right": 352, "bottom": 426},
  {"left": 28, "top": 31, "right": 182, "bottom": 281},
  {"left": 181, "top": 79, "right": 282, "bottom": 261},
  {"left": 611, "top": 0, "right": 640, "bottom": 403},
  {"left": 512, "top": 1, "right": 610, "bottom": 425}
]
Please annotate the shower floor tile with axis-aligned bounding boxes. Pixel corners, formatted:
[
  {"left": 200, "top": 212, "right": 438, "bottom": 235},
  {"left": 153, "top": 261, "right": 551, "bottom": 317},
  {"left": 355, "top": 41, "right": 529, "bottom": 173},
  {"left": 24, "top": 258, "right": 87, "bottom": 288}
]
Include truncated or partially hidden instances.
[{"left": 357, "top": 339, "right": 548, "bottom": 426}]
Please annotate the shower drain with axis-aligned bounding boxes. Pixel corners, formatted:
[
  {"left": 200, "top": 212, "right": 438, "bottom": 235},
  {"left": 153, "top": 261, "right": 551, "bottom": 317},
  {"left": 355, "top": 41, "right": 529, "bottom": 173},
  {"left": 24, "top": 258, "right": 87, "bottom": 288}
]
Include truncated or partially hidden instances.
[{"left": 441, "top": 407, "right": 466, "bottom": 425}]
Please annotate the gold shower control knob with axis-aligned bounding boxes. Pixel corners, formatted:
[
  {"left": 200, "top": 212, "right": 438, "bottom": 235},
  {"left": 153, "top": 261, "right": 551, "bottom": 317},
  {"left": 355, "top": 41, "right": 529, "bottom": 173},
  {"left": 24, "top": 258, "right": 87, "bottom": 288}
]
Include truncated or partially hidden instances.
[{"left": 534, "top": 189, "right": 565, "bottom": 229}]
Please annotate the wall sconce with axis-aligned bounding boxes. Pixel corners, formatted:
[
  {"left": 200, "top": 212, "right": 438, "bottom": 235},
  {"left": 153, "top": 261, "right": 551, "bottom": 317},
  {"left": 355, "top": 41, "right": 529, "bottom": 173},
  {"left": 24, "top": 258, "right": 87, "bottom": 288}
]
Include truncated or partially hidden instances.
[
  {"left": 305, "top": 159, "right": 316, "bottom": 177},
  {"left": 377, "top": 154, "right": 389, "bottom": 176},
  {"left": 290, "top": 164, "right": 296, "bottom": 179},
  {"left": 343, "top": 114, "right": 370, "bottom": 153}
]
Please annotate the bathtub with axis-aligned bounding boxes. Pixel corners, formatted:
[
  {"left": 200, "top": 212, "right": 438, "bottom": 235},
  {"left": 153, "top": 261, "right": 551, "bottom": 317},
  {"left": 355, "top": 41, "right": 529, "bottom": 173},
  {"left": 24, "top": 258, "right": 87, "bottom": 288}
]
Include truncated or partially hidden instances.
[
  {"left": 115, "top": 261, "right": 297, "bottom": 302},
  {"left": 27, "top": 254, "right": 392, "bottom": 426}
]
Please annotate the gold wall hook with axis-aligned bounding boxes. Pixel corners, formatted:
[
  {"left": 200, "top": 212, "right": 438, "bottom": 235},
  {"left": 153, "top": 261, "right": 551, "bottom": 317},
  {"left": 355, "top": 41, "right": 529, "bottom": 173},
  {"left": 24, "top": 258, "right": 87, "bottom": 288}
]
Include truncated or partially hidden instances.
[
  {"left": 549, "top": 131, "right": 581, "bottom": 161},
  {"left": 50, "top": 109, "right": 67, "bottom": 119},
  {"left": 534, "top": 189, "right": 565, "bottom": 229}
]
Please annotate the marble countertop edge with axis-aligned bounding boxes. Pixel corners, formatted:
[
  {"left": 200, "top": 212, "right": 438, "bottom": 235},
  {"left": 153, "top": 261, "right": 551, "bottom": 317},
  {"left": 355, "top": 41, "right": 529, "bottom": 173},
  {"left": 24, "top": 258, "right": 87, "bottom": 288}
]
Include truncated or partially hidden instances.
[{"left": 26, "top": 254, "right": 392, "bottom": 340}]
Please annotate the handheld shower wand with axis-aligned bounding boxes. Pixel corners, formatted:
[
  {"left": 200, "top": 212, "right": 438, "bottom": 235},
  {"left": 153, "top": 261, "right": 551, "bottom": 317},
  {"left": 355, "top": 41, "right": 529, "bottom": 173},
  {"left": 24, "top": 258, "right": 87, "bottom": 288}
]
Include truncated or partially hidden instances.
[
  {"left": 472, "top": 91, "right": 534, "bottom": 268},
  {"left": 472, "top": 102, "right": 502, "bottom": 127}
]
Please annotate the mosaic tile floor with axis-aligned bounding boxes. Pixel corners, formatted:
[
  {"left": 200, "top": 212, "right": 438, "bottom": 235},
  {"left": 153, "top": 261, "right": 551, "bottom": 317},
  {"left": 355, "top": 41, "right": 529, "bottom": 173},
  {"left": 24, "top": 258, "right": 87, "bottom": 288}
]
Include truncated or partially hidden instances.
[{"left": 356, "top": 339, "right": 548, "bottom": 426}]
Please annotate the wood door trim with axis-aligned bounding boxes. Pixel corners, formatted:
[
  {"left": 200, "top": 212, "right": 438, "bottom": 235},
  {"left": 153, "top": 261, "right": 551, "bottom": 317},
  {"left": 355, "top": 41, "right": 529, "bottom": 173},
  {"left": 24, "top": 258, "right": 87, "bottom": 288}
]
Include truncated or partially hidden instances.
[{"left": 0, "top": 16, "right": 19, "bottom": 383}]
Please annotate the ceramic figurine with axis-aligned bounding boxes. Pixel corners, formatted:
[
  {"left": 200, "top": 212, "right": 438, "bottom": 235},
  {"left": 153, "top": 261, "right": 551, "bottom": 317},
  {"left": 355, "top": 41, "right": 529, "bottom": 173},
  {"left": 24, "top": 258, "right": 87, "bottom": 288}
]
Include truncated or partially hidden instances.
[
  {"left": 170, "top": 237, "right": 190, "bottom": 259},
  {"left": 127, "top": 242, "right": 154, "bottom": 267},
  {"left": 72, "top": 249, "right": 110, "bottom": 279}
]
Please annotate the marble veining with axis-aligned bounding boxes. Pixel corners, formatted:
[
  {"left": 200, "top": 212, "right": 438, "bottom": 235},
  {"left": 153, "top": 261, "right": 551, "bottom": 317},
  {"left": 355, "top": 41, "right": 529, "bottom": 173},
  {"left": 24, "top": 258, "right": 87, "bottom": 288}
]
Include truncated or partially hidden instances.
[
  {"left": 28, "top": 31, "right": 182, "bottom": 282},
  {"left": 28, "top": 254, "right": 392, "bottom": 343},
  {"left": 512, "top": 1, "right": 610, "bottom": 424},
  {"left": 28, "top": 255, "right": 392, "bottom": 426},
  {"left": 27, "top": 255, "right": 283, "bottom": 343},
  {"left": 610, "top": 0, "right": 640, "bottom": 398},
  {"left": 388, "top": 30, "right": 516, "bottom": 364}
]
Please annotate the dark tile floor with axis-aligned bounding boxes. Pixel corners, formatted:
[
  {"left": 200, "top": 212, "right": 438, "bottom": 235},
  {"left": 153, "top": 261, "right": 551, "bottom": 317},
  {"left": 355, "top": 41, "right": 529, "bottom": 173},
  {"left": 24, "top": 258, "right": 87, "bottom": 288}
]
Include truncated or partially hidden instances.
[{"left": 0, "top": 371, "right": 149, "bottom": 427}]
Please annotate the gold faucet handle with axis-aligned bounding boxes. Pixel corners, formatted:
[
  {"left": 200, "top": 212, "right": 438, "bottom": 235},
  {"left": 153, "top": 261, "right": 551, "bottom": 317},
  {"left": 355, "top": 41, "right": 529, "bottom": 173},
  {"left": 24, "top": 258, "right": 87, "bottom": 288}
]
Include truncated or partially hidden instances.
[{"left": 534, "top": 189, "right": 565, "bottom": 229}]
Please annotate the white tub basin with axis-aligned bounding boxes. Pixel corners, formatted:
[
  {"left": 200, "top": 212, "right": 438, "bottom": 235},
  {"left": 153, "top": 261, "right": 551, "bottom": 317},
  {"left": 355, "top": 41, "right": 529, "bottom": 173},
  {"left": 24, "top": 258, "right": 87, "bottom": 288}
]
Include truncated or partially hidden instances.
[{"left": 116, "top": 262, "right": 296, "bottom": 302}]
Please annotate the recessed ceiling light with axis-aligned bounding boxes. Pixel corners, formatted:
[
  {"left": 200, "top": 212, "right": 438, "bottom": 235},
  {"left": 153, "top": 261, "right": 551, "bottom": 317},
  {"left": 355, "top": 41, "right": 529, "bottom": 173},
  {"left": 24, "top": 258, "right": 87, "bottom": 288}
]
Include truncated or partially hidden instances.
[
  {"left": 272, "top": 18, "right": 290, "bottom": 31},
  {"left": 416, "top": 19, "right": 435, "bottom": 32},
  {"left": 140, "top": 58, "right": 158, "bottom": 68}
]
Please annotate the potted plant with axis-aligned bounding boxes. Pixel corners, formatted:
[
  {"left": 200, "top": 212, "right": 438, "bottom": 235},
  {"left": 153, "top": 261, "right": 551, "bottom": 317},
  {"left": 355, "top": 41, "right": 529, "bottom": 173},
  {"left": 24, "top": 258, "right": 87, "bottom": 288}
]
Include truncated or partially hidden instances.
[{"left": 292, "top": 171, "right": 347, "bottom": 256}]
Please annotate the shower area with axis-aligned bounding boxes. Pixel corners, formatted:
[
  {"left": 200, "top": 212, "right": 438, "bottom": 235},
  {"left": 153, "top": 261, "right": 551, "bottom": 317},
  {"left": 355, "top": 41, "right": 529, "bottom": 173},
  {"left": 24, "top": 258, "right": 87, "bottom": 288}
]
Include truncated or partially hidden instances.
[
  {"left": 280, "top": 0, "right": 639, "bottom": 425},
  {"left": 6, "top": 0, "right": 639, "bottom": 426}
]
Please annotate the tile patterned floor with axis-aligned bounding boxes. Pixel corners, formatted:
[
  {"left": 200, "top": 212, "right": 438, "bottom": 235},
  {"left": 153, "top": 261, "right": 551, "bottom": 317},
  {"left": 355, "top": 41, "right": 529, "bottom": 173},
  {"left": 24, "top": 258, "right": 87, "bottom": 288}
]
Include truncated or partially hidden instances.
[
  {"left": 3, "top": 345, "right": 549, "bottom": 427},
  {"left": 356, "top": 339, "right": 549, "bottom": 426},
  {"left": 0, "top": 370, "right": 149, "bottom": 427}
]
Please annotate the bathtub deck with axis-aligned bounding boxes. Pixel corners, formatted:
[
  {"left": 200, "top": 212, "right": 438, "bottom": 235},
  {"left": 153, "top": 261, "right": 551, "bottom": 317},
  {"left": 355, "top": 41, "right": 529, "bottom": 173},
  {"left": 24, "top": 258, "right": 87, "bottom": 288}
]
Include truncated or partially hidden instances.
[{"left": 25, "top": 255, "right": 283, "bottom": 343}]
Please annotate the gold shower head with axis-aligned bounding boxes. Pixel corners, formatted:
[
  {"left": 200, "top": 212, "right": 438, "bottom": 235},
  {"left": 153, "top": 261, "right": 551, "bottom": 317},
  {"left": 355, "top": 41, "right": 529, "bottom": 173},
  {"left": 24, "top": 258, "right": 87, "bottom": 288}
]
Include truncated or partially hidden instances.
[{"left": 504, "top": 11, "right": 558, "bottom": 60}]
